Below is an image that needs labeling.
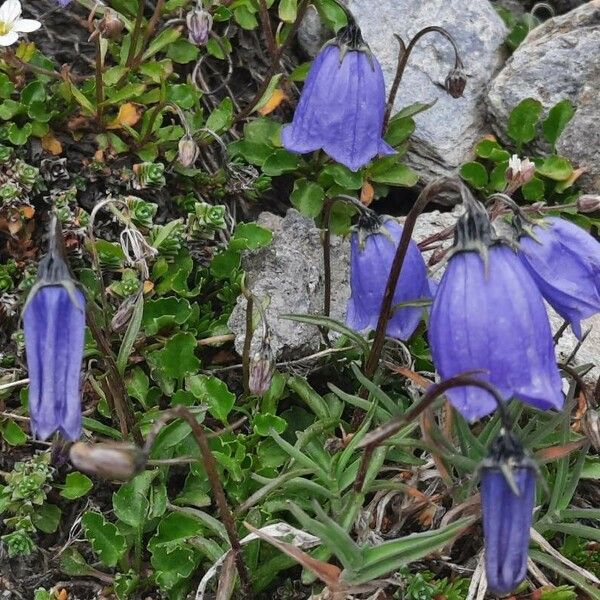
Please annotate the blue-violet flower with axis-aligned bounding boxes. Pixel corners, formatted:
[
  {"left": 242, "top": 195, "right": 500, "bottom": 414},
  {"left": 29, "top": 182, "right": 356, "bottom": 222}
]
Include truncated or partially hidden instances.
[
  {"left": 518, "top": 216, "right": 600, "bottom": 339},
  {"left": 282, "top": 24, "right": 394, "bottom": 172},
  {"left": 429, "top": 200, "right": 563, "bottom": 421},
  {"left": 23, "top": 221, "right": 85, "bottom": 440},
  {"left": 346, "top": 214, "right": 432, "bottom": 340},
  {"left": 480, "top": 432, "right": 536, "bottom": 595}
]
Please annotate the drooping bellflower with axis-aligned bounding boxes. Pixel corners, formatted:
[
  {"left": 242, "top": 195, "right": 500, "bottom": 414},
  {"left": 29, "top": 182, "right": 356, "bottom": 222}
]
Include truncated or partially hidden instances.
[
  {"left": 480, "top": 431, "right": 536, "bottom": 595},
  {"left": 23, "top": 220, "right": 85, "bottom": 440},
  {"left": 282, "top": 24, "right": 394, "bottom": 172},
  {"left": 346, "top": 215, "right": 432, "bottom": 340},
  {"left": 429, "top": 200, "right": 563, "bottom": 421},
  {"left": 517, "top": 216, "right": 600, "bottom": 339}
]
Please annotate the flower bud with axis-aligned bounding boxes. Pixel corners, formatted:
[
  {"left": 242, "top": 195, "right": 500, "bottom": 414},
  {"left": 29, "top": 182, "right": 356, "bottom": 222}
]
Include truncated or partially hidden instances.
[
  {"left": 187, "top": 4, "right": 213, "bottom": 46},
  {"left": 582, "top": 409, "right": 600, "bottom": 451},
  {"left": 178, "top": 135, "right": 199, "bottom": 168},
  {"left": 69, "top": 442, "right": 146, "bottom": 481},
  {"left": 577, "top": 194, "right": 600, "bottom": 214},
  {"left": 98, "top": 10, "right": 124, "bottom": 40},
  {"left": 480, "top": 432, "right": 536, "bottom": 595},
  {"left": 506, "top": 154, "right": 535, "bottom": 193},
  {"left": 248, "top": 338, "right": 275, "bottom": 396},
  {"left": 444, "top": 67, "right": 467, "bottom": 98}
]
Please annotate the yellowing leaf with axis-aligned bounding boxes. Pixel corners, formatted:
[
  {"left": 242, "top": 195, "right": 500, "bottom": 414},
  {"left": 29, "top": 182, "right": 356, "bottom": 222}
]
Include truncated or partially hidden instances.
[
  {"left": 360, "top": 181, "right": 375, "bottom": 206},
  {"left": 16, "top": 42, "right": 35, "bottom": 62},
  {"left": 107, "top": 103, "right": 142, "bottom": 130},
  {"left": 41, "top": 133, "right": 63, "bottom": 155},
  {"left": 258, "top": 88, "right": 287, "bottom": 115}
]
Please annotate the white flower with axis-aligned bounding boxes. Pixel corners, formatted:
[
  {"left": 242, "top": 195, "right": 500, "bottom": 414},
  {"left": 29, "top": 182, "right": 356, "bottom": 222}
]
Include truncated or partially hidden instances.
[{"left": 0, "top": 0, "right": 41, "bottom": 47}]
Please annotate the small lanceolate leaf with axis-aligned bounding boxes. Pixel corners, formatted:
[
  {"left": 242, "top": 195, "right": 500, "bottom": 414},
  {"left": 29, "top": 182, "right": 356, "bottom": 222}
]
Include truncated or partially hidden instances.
[{"left": 82, "top": 511, "right": 127, "bottom": 567}]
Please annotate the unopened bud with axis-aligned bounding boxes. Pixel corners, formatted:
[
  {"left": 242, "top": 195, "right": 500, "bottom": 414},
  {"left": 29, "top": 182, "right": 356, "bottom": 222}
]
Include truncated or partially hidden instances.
[
  {"left": 69, "top": 442, "right": 146, "bottom": 481},
  {"left": 178, "top": 135, "right": 199, "bottom": 168},
  {"left": 444, "top": 67, "right": 467, "bottom": 98},
  {"left": 577, "top": 195, "right": 600, "bottom": 214},
  {"left": 582, "top": 409, "right": 600, "bottom": 451},
  {"left": 187, "top": 5, "right": 213, "bottom": 46},
  {"left": 99, "top": 10, "right": 124, "bottom": 39},
  {"left": 248, "top": 338, "right": 275, "bottom": 396},
  {"left": 506, "top": 154, "right": 535, "bottom": 193}
]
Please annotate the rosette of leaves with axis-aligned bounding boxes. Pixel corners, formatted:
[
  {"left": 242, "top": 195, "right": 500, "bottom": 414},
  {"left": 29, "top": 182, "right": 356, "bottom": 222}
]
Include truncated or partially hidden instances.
[
  {"left": 109, "top": 269, "right": 140, "bottom": 297},
  {"left": 13, "top": 159, "right": 39, "bottom": 191},
  {"left": 0, "top": 266, "right": 14, "bottom": 292},
  {"left": 133, "top": 162, "right": 166, "bottom": 189},
  {"left": 0, "top": 144, "right": 12, "bottom": 164},
  {"left": 187, "top": 201, "right": 227, "bottom": 240},
  {"left": 150, "top": 221, "right": 186, "bottom": 261},
  {"left": 125, "top": 196, "right": 158, "bottom": 229}
]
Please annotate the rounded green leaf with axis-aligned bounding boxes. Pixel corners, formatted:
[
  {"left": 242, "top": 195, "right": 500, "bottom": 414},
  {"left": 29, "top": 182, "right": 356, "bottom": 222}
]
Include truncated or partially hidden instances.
[
  {"left": 291, "top": 179, "right": 325, "bottom": 218},
  {"left": 459, "top": 161, "right": 489, "bottom": 190}
]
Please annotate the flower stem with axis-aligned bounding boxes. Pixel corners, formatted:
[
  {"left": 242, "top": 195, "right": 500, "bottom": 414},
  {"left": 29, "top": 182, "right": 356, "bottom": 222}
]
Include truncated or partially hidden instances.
[
  {"left": 384, "top": 26, "right": 463, "bottom": 128},
  {"left": 95, "top": 36, "right": 105, "bottom": 125},
  {"left": 361, "top": 178, "right": 464, "bottom": 385},
  {"left": 353, "top": 373, "right": 510, "bottom": 492},
  {"left": 234, "top": 0, "right": 310, "bottom": 122},
  {"left": 144, "top": 406, "right": 253, "bottom": 597},
  {"left": 256, "top": 0, "right": 277, "bottom": 61}
]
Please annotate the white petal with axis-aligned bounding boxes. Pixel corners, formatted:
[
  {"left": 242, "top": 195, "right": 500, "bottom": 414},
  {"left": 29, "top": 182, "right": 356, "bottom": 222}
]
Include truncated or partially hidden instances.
[
  {"left": 13, "top": 18, "right": 40, "bottom": 32},
  {"left": 0, "top": 31, "right": 18, "bottom": 45},
  {"left": 0, "top": 0, "right": 22, "bottom": 24}
]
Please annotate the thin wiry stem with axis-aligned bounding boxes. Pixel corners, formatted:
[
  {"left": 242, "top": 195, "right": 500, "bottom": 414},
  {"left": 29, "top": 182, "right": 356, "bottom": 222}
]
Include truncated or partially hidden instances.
[
  {"left": 384, "top": 26, "right": 464, "bottom": 128},
  {"left": 353, "top": 374, "right": 510, "bottom": 492}
]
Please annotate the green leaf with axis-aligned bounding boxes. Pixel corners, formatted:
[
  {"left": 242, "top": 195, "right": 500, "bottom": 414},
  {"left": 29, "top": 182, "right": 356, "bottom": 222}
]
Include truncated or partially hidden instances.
[
  {"left": 474, "top": 139, "right": 510, "bottom": 162},
  {"left": 385, "top": 116, "right": 416, "bottom": 146},
  {"left": 394, "top": 101, "right": 437, "bottom": 119},
  {"left": 167, "top": 83, "right": 199, "bottom": 109},
  {"left": 543, "top": 99, "right": 575, "bottom": 148},
  {"left": 166, "top": 39, "right": 200, "bottom": 64},
  {"left": 147, "top": 332, "right": 201, "bottom": 390},
  {"left": 32, "top": 503, "right": 61, "bottom": 533},
  {"left": 142, "top": 27, "right": 182, "bottom": 60},
  {"left": 186, "top": 375, "right": 235, "bottom": 424},
  {"left": 113, "top": 470, "right": 157, "bottom": 529},
  {"left": 507, "top": 98, "right": 543, "bottom": 146},
  {"left": 253, "top": 413, "right": 288, "bottom": 436},
  {"left": 104, "top": 83, "right": 146, "bottom": 106},
  {"left": 60, "top": 472, "right": 93, "bottom": 500},
  {"left": 69, "top": 83, "right": 95, "bottom": 115},
  {"left": 369, "top": 158, "right": 419, "bottom": 187},
  {"left": 262, "top": 149, "right": 302, "bottom": 176},
  {"left": 253, "top": 73, "right": 283, "bottom": 114},
  {"left": 522, "top": 176, "right": 545, "bottom": 201},
  {"left": 116, "top": 291, "right": 144, "bottom": 375},
  {"left": 313, "top": 0, "right": 348, "bottom": 31},
  {"left": 279, "top": 0, "right": 297, "bottom": 22},
  {"left": 206, "top": 97, "right": 234, "bottom": 132},
  {"left": 321, "top": 164, "right": 363, "bottom": 190},
  {"left": 0, "top": 73, "right": 15, "bottom": 98},
  {"left": 234, "top": 5, "right": 259, "bottom": 29},
  {"left": 459, "top": 161, "right": 489, "bottom": 190},
  {"left": 82, "top": 511, "right": 127, "bottom": 567},
  {"left": 536, "top": 155, "right": 573, "bottom": 181},
  {"left": 290, "top": 179, "right": 325, "bottom": 218},
  {"left": 231, "top": 222, "right": 273, "bottom": 249},
  {"left": 2, "top": 420, "right": 27, "bottom": 446},
  {"left": 142, "top": 297, "right": 193, "bottom": 336},
  {"left": 60, "top": 548, "right": 95, "bottom": 577},
  {"left": 8, "top": 122, "right": 32, "bottom": 146}
]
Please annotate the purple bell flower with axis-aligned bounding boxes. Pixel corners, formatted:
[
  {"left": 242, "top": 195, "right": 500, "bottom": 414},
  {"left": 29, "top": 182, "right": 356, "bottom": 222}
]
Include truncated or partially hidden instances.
[
  {"left": 429, "top": 202, "right": 563, "bottom": 421},
  {"left": 480, "top": 432, "right": 536, "bottom": 595},
  {"left": 23, "top": 221, "right": 85, "bottom": 441},
  {"left": 282, "top": 24, "right": 395, "bottom": 172},
  {"left": 518, "top": 216, "right": 600, "bottom": 339},
  {"left": 346, "top": 216, "right": 432, "bottom": 340}
]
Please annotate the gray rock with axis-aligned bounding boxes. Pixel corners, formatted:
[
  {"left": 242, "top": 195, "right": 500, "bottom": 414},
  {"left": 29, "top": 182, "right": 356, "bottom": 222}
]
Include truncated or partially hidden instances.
[
  {"left": 228, "top": 208, "right": 457, "bottom": 360},
  {"left": 556, "top": 71, "right": 600, "bottom": 192},
  {"left": 487, "top": 1, "right": 600, "bottom": 148},
  {"left": 344, "top": 0, "right": 507, "bottom": 184},
  {"left": 297, "top": 1, "right": 507, "bottom": 183},
  {"left": 228, "top": 209, "right": 600, "bottom": 381},
  {"left": 551, "top": 0, "right": 590, "bottom": 14},
  {"left": 492, "top": 0, "right": 527, "bottom": 16}
]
